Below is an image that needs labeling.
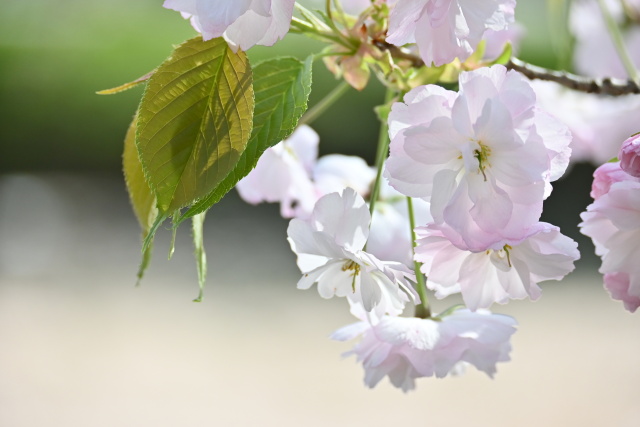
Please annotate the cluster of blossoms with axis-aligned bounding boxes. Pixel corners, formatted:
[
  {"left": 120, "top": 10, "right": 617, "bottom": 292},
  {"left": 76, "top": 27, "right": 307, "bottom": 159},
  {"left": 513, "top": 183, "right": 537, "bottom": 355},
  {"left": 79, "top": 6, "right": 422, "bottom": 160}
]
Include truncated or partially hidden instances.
[
  {"left": 152, "top": 0, "right": 640, "bottom": 391},
  {"left": 385, "top": 65, "right": 580, "bottom": 310},
  {"left": 235, "top": 63, "right": 581, "bottom": 390}
]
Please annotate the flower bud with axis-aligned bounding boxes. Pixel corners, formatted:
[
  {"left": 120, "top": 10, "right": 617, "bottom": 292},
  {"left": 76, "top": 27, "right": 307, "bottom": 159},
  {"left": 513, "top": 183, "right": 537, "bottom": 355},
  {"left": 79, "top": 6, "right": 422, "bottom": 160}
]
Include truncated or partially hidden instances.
[
  {"left": 619, "top": 133, "right": 640, "bottom": 177},
  {"left": 591, "top": 162, "right": 629, "bottom": 199}
]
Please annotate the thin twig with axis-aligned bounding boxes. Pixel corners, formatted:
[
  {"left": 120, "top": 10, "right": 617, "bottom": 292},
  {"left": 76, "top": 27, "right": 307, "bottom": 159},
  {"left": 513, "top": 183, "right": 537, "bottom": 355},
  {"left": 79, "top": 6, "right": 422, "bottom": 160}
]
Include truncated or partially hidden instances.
[
  {"left": 372, "top": 40, "right": 640, "bottom": 96},
  {"left": 506, "top": 57, "right": 640, "bottom": 96}
]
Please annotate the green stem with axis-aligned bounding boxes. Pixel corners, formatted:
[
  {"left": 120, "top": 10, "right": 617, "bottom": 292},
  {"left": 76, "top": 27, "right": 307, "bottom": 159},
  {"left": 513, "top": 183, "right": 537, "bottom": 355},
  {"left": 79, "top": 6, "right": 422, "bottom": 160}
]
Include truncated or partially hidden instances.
[
  {"left": 294, "top": 3, "right": 331, "bottom": 32},
  {"left": 597, "top": 0, "right": 640, "bottom": 82},
  {"left": 368, "top": 88, "right": 395, "bottom": 218},
  {"left": 326, "top": 0, "right": 333, "bottom": 23},
  {"left": 407, "top": 197, "right": 431, "bottom": 319},
  {"left": 290, "top": 16, "right": 315, "bottom": 32},
  {"left": 298, "top": 81, "right": 351, "bottom": 126},
  {"left": 291, "top": 9, "right": 350, "bottom": 47}
]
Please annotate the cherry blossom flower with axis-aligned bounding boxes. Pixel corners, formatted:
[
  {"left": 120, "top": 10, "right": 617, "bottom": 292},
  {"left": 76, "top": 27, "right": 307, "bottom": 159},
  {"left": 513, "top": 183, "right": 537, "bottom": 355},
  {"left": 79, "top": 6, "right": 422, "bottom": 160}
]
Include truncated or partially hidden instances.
[
  {"left": 386, "top": 0, "right": 515, "bottom": 66},
  {"left": 367, "top": 180, "right": 432, "bottom": 266},
  {"left": 532, "top": 80, "right": 640, "bottom": 164},
  {"left": 619, "top": 133, "right": 640, "bottom": 178},
  {"left": 236, "top": 126, "right": 375, "bottom": 219},
  {"left": 415, "top": 222, "right": 579, "bottom": 310},
  {"left": 287, "top": 188, "right": 417, "bottom": 316},
  {"left": 591, "top": 161, "right": 636, "bottom": 199},
  {"left": 604, "top": 272, "right": 640, "bottom": 313},
  {"left": 312, "top": 155, "right": 375, "bottom": 199},
  {"left": 385, "top": 65, "right": 571, "bottom": 250},
  {"left": 236, "top": 125, "right": 319, "bottom": 218},
  {"left": 163, "top": 0, "right": 295, "bottom": 51},
  {"left": 331, "top": 309, "right": 517, "bottom": 391},
  {"left": 580, "top": 165, "right": 640, "bottom": 312},
  {"left": 482, "top": 22, "right": 524, "bottom": 60}
]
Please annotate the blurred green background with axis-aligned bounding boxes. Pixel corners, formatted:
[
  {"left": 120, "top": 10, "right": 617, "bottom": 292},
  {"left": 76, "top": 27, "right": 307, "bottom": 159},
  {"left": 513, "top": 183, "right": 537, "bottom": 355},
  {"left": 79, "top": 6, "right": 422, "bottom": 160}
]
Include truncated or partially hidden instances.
[
  {"left": 0, "top": 0, "right": 569, "bottom": 172},
  {"left": 0, "top": 0, "right": 596, "bottom": 263}
]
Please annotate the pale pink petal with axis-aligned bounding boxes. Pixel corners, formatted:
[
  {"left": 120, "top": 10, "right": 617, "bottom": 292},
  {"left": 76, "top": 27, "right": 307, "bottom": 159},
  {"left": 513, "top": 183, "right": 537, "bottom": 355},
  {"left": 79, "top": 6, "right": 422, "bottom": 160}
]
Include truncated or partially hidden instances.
[
  {"left": 604, "top": 272, "right": 640, "bottom": 313},
  {"left": 312, "top": 155, "right": 375, "bottom": 197},
  {"left": 333, "top": 309, "right": 516, "bottom": 391},
  {"left": 311, "top": 188, "right": 370, "bottom": 251}
]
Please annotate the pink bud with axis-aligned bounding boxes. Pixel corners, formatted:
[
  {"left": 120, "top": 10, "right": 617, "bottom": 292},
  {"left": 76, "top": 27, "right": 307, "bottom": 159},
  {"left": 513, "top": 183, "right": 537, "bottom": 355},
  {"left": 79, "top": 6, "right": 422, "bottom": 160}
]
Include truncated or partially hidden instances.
[
  {"left": 619, "top": 133, "right": 640, "bottom": 178},
  {"left": 591, "top": 161, "right": 629, "bottom": 199}
]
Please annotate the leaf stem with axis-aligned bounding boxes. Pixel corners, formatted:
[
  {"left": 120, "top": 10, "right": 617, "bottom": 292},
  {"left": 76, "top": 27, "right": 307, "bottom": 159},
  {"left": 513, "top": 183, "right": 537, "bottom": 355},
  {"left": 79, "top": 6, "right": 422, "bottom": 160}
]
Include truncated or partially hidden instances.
[
  {"left": 298, "top": 80, "right": 351, "bottom": 126},
  {"left": 407, "top": 197, "right": 431, "bottom": 319},
  {"left": 597, "top": 0, "right": 640, "bottom": 82}
]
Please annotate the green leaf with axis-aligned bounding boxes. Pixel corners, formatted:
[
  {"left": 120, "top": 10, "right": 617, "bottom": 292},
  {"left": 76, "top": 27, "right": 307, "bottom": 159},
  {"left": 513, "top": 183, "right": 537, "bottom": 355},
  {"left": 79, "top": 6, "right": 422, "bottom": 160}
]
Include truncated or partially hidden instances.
[
  {"left": 177, "top": 56, "right": 313, "bottom": 222},
  {"left": 122, "top": 114, "right": 158, "bottom": 283},
  {"left": 136, "top": 36, "right": 254, "bottom": 214},
  {"left": 192, "top": 212, "right": 207, "bottom": 302}
]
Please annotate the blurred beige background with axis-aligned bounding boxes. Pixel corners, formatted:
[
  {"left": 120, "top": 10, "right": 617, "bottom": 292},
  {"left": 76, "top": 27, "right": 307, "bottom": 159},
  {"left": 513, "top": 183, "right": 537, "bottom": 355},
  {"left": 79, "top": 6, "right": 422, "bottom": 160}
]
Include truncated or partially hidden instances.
[{"left": 1, "top": 175, "right": 639, "bottom": 427}]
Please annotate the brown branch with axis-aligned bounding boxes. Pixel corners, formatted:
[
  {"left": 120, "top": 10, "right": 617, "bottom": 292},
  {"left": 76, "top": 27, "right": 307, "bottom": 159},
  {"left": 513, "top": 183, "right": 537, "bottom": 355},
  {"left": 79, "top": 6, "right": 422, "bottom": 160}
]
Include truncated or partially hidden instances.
[
  {"left": 506, "top": 57, "right": 640, "bottom": 96},
  {"left": 373, "top": 40, "right": 640, "bottom": 96}
]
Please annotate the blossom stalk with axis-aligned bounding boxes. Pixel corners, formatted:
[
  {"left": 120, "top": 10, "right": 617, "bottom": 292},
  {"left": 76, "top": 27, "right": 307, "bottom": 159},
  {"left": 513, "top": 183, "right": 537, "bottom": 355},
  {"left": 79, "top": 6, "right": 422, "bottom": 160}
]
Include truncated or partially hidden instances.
[
  {"left": 407, "top": 196, "right": 431, "bottom": 319},
  {"left": 299, "top": 81, "right": 351, "bottom": 126},
  {"left": 368, "top": 88, "right": 396, "bottom": 219}
]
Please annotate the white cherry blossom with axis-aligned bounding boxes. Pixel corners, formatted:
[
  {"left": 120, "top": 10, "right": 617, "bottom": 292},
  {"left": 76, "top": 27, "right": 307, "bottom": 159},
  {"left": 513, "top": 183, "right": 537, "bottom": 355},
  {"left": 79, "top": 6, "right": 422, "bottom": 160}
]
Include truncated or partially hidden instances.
[
  {"left": 331, "top": 309, "right": 517, "bottom": 391},
  {"left": 287, "top": 188, "right": 417, "bottom": 316},
  {"left": 367, "top": 180, "right": 432, "bottom": 266},
  {"left": 236, "top": 125, "right": 319, "bottom": 218},
  {"left": 236, "top": 127, "right": 376, "bottom": 219},
  {"left": 163, "top": 0, "right": 295, "bottom": 51}
]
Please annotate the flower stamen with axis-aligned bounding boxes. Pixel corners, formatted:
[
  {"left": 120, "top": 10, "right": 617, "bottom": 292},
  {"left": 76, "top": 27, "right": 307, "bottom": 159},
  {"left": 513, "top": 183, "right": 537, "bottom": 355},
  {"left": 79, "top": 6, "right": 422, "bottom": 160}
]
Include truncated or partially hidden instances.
[
  {"left": 473, "top": 142, "right": 492, "bottom": 181},
  {"left": 342, "top": 260, "right": 361, "bottom": 292}
]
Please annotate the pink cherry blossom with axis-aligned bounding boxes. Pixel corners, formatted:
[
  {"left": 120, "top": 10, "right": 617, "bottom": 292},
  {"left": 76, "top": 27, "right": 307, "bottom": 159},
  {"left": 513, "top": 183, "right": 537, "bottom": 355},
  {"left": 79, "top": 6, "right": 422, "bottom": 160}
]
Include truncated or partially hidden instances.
[
  {"left": 619, "top": 133, "right": 640, "bottom": 178},
  {"left": 580, "top": 177, "right": 640, "bottom": 312},
  {"left": 331, "top": 309, "right": 517, "bottom": 391},
  {"left": 604, "top": 272, "right": 640, "bottom": 313},
  {"left": 415, "top": 222, "right": 579, "bottom": 311},
  {"left": 287, "top": 188, "right": 417, "bottom": 316},
  {"left": 386, "top": 0, "right": 515, "bottom": 66},
  {"left": 591, "top": 161, "right": 636, "bottom": 199},
  {"left": 531, "top": 80, "right": 640, "bottom": 165},
  {"left": 385, "top": 65, "right": 571, "bottom": 250},
  {"left": 163, "top": 0, "right": 295, "bottom": 51}
]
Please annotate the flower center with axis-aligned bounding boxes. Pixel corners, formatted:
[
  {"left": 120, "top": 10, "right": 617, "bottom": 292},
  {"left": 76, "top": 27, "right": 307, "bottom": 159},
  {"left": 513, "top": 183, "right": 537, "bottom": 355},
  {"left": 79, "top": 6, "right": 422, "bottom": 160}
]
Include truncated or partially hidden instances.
[
  {"left": 342, "top": 260, "right": 361, "bottom": 292},
  {"left": 486, "top": 244, "right": 513, "bottom": 268},
  {"left": 473, "top": 142, "right": 492, "bottom": 181}
]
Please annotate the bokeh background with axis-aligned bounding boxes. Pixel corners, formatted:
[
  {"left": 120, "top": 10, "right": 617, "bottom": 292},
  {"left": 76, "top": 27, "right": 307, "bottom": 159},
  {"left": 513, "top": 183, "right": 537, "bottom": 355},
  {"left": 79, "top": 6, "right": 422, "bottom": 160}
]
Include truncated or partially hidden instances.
[{"left": 1, "top": 1, "right": 639, "bottom": 426}]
